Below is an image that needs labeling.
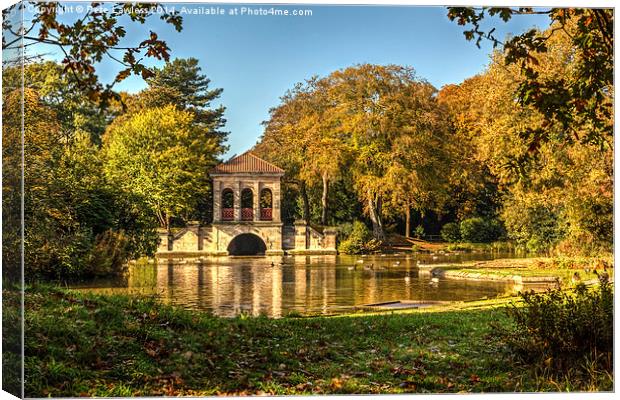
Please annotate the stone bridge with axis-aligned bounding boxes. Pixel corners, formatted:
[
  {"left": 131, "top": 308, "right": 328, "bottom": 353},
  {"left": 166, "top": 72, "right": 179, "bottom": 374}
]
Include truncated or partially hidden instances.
[{"left": 157, "top": 152, "right": 337, "bottom": 256}]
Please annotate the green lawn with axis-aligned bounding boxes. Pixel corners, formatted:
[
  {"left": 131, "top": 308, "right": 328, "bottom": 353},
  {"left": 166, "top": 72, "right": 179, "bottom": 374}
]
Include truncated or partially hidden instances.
[{"left": 17, "top": 285, "right": 612, "bottom": 396}]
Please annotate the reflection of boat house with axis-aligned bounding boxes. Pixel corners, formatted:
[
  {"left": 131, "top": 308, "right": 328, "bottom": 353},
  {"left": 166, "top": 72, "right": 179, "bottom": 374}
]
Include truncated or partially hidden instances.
[{"left": 158, "top": 151, "right": 337, "bottom": 256}]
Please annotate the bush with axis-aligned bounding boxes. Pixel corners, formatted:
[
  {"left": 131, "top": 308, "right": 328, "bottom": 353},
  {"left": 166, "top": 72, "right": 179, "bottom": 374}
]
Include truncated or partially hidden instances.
[
  {"left": 338, "top": 221, "right": 381, "bottom": 254},
  {"left": 502, "top": 275, "right": 613, "bottom": 375},
  {"left": 413, "top": 225, "right": 425, "bottom": 239},
  {"left": 459, "top": 217, "right": 503, "bottom": 243},
  {"left": 502, "top": 196, "right": 566, "bottom": 254},
  {"left": 440, "top": 222, "right": 461, "bottom": 243}
]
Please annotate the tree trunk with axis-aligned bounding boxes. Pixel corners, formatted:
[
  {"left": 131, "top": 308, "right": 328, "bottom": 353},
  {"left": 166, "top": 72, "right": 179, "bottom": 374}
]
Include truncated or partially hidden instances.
[
  {"left": 300, "top": 181, "right": 310, "bottom": 225},
  {"left": 405, "top": 205, "right": 411, "bottom": 238},
  {"left": 321, "top": 173, "right": 329, "bottom": 226},
  {"left": 155, "top": 207, "right": 167, "bottom": 229},
  {"left": 368, "top": 190, "right": 385, "bottom": 241}
]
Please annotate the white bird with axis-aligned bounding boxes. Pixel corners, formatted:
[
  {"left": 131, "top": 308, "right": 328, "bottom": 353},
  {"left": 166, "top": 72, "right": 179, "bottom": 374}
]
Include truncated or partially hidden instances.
[
  {"left": 394, "top": 261, "right": 401, "bottom": 266},
  {"left": 357, "top": 259, "right": 364, "bottom": 264},
  {"left": 347, "top": 265, "right": 356, "bottom": 271},
  {"left": 404, "top": 276, "right": 411, "bottom": 284},
  {"left": 431, "top": 277, "right": 439, "bottom": 283}
]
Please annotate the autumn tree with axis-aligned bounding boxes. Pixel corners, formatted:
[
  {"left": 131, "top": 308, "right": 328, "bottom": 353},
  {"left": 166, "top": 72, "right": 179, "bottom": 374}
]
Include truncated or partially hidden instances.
[
  {"left": 255, "top": 80, "right": 321, "bottom": 224},
  {"left": 441, "top": 22, "right": 613, "bottom": 254},
  {"left": 325, "top": 64, "right": 449, "bottom": 240},
  {"left": 258, "top": 64, "right": 451, "bottom": 240},
  {"left": 447, "top": 7, "right": 613, "bottom": 158},
  {"left": 2, "top": 1, "right": 183, "bottom": 107}
]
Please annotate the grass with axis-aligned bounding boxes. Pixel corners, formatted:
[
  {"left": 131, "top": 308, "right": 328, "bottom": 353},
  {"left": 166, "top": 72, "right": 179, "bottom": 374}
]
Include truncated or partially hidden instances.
[{"left": 18, "top": 284, "right": 612, "bottom": 396}]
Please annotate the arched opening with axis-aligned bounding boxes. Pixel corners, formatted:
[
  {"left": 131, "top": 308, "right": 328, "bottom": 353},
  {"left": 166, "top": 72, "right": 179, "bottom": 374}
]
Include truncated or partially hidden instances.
[
  {"left": 241, "top": 188, "right": 254, "bottom": 221},
  {"left": 227, "top": 233, "right": 267, "bottom": 256},
  {"left": 221, "top": 189, "right": 234, "bottom": 221},
  {"left": 260, "top": 188, "right": 273, "bottom": 220}
]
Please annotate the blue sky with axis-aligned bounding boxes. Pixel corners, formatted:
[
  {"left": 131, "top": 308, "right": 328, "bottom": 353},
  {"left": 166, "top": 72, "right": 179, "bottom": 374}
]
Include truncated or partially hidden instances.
[{"left": 30, "top": 2, "right": 549, "bottom": 157}]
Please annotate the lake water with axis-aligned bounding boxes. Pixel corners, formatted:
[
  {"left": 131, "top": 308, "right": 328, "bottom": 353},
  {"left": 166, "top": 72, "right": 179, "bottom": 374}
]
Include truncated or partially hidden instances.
[{"left": 73, "top": 253, "right": 528, "bottom": 317}]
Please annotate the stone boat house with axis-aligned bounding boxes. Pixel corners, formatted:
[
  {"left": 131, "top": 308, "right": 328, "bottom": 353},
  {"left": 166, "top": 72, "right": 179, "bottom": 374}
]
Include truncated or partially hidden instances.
[{"left": 157, "top": 151, "right": 337, "bottom": 256}]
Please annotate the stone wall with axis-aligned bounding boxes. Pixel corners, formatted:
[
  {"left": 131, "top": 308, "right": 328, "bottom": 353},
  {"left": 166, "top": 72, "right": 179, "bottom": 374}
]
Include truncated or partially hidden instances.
[{"left": 157, "top": 222, "right": 337, "bottom": 256}]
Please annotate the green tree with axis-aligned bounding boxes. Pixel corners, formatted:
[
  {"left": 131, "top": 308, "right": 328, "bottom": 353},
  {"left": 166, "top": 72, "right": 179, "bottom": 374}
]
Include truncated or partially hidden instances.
[
  {"left": 3, "top": 62, "right": 113, "bottom": 143},
  {"left": 104, "top": 105, "right": 221, "bottom": 230}
]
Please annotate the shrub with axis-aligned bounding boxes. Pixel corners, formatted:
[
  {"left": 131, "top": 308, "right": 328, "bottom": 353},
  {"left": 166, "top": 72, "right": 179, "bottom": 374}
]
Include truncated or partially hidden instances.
[
  {"left": 501, "top": 196, "right": 566, "bottom": 254},
  {"left": 334, "top": 222, "right": 354, "bottom": 243},
  {"left": 440, "top": 222, "right": 461, "bottom": 243},
  {"left": 459, "top": 217, "right": 504, "bottom": 243},
  {"left": 413, "top": 225, "right": 425, "bottom": 239},
  {"left": 502, "top": 275, "right": 613, "bottom": 375},
  {"left": 338, "top": 221, "right": 381, "bottom": 254}
]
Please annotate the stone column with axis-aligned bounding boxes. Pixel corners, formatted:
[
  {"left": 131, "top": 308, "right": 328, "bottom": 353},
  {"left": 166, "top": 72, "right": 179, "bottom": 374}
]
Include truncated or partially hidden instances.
[
  {"left": 213, "top": 179, "right": 221, "bottom": 222},
  {"left": 253, "top": 181, "right": 260, "bottom": 222},
  {"left": 234, "top": 180, "right": 241, "bottom": 221},
  {"left": 294, "top": 220, "right": 308, "bottom": 250},
  {"left": 274, "top": 179, "right": 282, "bottom": 223}
]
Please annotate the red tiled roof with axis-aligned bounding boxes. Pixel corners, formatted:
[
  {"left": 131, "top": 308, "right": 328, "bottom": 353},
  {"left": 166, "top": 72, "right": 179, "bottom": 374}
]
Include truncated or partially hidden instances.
[{"left": 211, "top": 151, "right": 285, "bottom": 174}]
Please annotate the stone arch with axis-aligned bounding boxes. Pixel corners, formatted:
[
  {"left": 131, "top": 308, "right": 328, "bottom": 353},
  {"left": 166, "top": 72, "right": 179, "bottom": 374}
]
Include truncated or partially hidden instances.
[
  {"left": 227, "top": 233, "right": 267, "bottom": 256},
  {"left": 241, "top": 188, "right": 254, "bottom": 220},
  {"left": 260, "top": 188, "right": 273, "bottom": 220},
  {"left": 221, "top": 188, "right": 234, "bottom": 221}
]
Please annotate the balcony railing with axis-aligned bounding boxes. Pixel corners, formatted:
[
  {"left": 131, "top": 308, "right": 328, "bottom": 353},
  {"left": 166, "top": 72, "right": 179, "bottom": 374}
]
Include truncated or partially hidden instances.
[
  {"left": 221, "top": 208, "right": 234, "bottom": 221},
  {"left": 260, "top": 208, "right": 273, "bottom": 221},
  {"left": 241, "top": 208, "right": 254, "bottom": 221}
]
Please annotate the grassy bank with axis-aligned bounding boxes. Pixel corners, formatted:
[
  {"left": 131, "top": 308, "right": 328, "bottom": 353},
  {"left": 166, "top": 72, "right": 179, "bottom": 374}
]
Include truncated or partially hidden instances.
[
  {"left": 20, "top": 285, "right": 612, "bottom": 396},
  {"left": 435, "top": 257, "right": 613, "bottom": 287}
]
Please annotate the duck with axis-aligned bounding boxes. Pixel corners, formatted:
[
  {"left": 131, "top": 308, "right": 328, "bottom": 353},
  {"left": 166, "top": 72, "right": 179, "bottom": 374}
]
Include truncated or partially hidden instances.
[
  {"left": 364, "top": 264, "right": 374, "bottom": 271},
  {"left": 270, "top": 262, "right": 275, "bottom": 267},
  {"left": 571, "top": 272, "right": 581, "bottom": 284}
]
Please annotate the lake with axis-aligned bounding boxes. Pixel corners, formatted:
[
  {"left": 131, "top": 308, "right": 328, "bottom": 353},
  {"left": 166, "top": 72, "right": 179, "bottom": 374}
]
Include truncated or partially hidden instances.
[{"left": 72, "top": 252, "right": 530, "bottom": 317}]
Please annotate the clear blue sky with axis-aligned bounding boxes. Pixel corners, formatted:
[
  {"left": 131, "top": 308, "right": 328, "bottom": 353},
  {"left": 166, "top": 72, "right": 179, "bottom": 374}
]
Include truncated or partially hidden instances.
[{"left": 36, "top": 3, "right": 549, "bottom": 158}]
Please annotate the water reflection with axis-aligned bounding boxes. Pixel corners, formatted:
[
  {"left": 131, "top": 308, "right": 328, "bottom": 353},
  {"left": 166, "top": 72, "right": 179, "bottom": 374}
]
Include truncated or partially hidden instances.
[{"left": 74, "top": 253, "right": 525, "bottom": 317}]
